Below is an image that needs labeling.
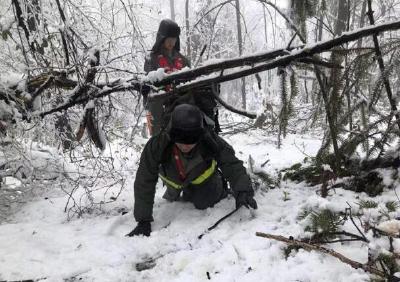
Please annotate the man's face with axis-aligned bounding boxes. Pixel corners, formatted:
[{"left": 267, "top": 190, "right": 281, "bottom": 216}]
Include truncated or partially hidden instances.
[
  {"left": 176, "top": 143, "right": 196, "bottom": 153},
  {"left": 163, "top": 37, "right": 177, "bottom": 52}
]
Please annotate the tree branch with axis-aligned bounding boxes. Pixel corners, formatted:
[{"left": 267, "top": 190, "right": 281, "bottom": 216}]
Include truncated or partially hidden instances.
[
  {"left": 259, "top": 0, "right": 306, "bottom": 43},
  {"left": 8, "top": 19, "right": 400, "bottom": 120},
  {"left": 55, "top": 0, "right": 70, "bottom": 66},
  {"left": 29, "top": 75, "right": 54, "bottom": 108},
  {"left": 12, "top": 0, "right": 36, "bottom": 52},
  {"left": 366, "top": 0, "right": 400, "bottom": 131},
  {"left": 211, "top": 84, "right": 256, "bottom": 118},
  {"left": 256, "top": 232, "right": 388, "bottom": 279},
  {"left": 314, "top": 65, "right": 343, "bottom": 166},
  {"left": 150, "top": 19, "right": 400, "bottom": 92}
]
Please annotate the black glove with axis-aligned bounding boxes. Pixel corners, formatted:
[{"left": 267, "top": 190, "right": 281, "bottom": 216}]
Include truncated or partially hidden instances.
[
  {"left": 235, "top": 191, "right": 257, "bottom": 210},
  {"left": 126, "top": 221, "right": 151, "bottom": 237}
]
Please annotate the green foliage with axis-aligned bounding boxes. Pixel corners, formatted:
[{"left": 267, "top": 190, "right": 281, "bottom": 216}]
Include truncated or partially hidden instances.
[
  {"left": 367, "top": 120, "right": 398, "bottom": 160},
  {"left": 377, "top": 253, "right": 400, "bottom": 275},
  {"left": 348, "top": 171, "right": 384, "bottom": 197},
  {"left": 295, "top": 205, "right": 400, "bottom": 280},
  {"left": 370, "top": 49, "right": 400, "bottom": 108},
  {"left": 1, "top": 30, "right": 11, "bottom": 40},
  {"left": 282, "top": 191, "right": 290, "bottom": 201},
  {"left": 282, "top": 155, "right": 350, "bottom": 186},
  {"left": 329, "top": 52, "right": 344, "bottom": 125},
  {"left": 288, "top": 162, "right": 302, "bottom": 171},
  {"left": 251, "top": 171, "right": 279, "bottom": 191},
  {"left": 385, "top": 201, "right": 400, "bottom": 213},
  {"left": 379, "top": 201, "right": 400, "bottom": 220},
  {"left": 355, "top": 199, "right": 400, "bottom": 220},
  {"left": 312, "top": 42, "right": 400, "bottom": 170},
  {"left": 284, "top": 245, "right": 301, "bottom": 259},
  {"left": 297, "top": 208, "right": 313, "bottom": 221},
  {"left": 304, "top": 209, "right": 342, "bottom": 237},
  {"left": 281, "top": 162, "right": 322, "bottom": 185},
  {"left": 357, "top": 200, "right": 378, "bottom": 209},
  {"left": 282, "top": 153, "right": 393, "bottom": 198}
]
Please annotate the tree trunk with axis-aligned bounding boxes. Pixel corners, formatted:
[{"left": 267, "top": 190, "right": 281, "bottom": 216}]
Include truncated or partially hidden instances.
[
  {"left": 311, "top": 3, "right": 325, "bottom": 107},
  {"left": 366, "top": 0, "right": 400, "bottom": 131},
  {"left": 26, "top": 0, "right": 39, "bottom": 33},
  {"left": 330, "top": 0, "right": 348, "bottom": 125},
  {"left": 12, "top": 0, "right": 35, "bottom": 53},
  {"left": 185, "top": 0, "right": 191, "bottom": 61},
  {"left": 170, "top": 0, "right": 176, "bottom": 21},
  {"left": 319, "top": 0, "right": 348, "bottom": 167},
  {"left": 262, "top": 4, "right": 272, "bottom": 86},
  {"left": 356, "top": 0, "right": 369, "bottom": 153},
  {"left": 235, "top": 0, "right": 246, "bottom": 109}
]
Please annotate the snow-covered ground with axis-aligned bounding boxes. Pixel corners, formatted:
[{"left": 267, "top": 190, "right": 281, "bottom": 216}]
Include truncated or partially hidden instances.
[{"left": 1, "top": 130, "right": 396, "bottom": 282}]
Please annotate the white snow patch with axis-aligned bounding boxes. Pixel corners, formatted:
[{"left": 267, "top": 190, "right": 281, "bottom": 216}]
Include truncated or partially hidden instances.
[
  {"left": 322, "top": 164, "right": 333, "bottom": 172},
  {"left": 144, "top": 68, "right": 166, "bottom": 83},
  {"left": 378, "top": 219, "right": 400, "bottom": 236}
]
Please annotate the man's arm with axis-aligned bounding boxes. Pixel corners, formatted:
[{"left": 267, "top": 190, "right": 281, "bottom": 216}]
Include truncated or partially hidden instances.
[
  {"left": 214, "top": 136, "right": 252, "bottom": 196},
  {"left": 215, "top": 136, "right": 257, "bottom": 209},
  {"left": 133, "top": 133, "right": 168, "bottom": 222}
]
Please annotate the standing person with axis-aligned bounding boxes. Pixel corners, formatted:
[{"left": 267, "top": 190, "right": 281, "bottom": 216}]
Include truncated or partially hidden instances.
[
  {"left": 126, "top": 104, "right": 257, "bottom": 237},
  {"left": 143, "top": 19, "right": 191, "bottom": 136}
]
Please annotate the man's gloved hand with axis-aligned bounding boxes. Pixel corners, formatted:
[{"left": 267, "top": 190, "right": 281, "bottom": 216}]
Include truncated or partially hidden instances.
[
  {"left": 126, "top": 221, "right": 151, "bottom": 237},
  {"left": 235, "top": 191, "right": 257, "bottom": 210}
]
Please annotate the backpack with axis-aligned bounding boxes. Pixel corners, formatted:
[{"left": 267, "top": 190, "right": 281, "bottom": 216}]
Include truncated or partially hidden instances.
[{"left": 161, "top": 85, "right": 221, "bottom": 134}]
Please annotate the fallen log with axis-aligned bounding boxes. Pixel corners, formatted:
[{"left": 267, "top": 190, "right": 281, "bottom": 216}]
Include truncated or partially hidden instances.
[
  {"left": 149, "top": 19, "right": 400, "bottom": 101},
  {"left": 148, "top": 19, "right": 400, "bottom": 89},
  {"left": 4, "top": 19, "right": 400, "bottom": 119}
]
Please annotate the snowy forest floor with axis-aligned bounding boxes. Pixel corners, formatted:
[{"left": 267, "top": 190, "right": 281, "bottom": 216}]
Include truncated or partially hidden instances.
[{"left": 1, "top": 126, "right": 396, "bottom": 282}]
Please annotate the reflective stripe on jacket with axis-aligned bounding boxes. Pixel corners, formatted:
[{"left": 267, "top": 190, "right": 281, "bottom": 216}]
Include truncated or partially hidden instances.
[
  {"left": 133, "top": 131, "right": 253, "bottom": 222},
  {"left": 159, "top": 159, "right": 217, "bottom": 189}
]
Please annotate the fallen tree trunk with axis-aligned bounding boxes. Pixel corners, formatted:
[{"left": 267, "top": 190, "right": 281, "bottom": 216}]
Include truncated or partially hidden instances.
[
  {"left": 149, "top": 19, "right": 400, "bottom": 100},
  {"left": 149, "top": 19, "right": 400, "bottom": 88},
  {"left": 3, "top": 19, "right": 400, "bottom": 119}
]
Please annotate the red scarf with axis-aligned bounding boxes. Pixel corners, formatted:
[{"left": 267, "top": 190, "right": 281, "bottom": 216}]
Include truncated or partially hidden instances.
[{"left": 157, "top": 55, "right": 184, "bottom": 73}]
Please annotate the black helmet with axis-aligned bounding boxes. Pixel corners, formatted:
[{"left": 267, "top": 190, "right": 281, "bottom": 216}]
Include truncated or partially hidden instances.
[
  {"left": 151, "top": 19, "right": 181, "bottom": 52},
  {"left": 169, "top": 104, "right": 204, "bottom": 144}
]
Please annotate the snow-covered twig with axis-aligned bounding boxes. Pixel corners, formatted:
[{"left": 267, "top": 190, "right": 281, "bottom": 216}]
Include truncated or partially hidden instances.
[
  {"left": 211, "top": 84, "right": 256, "bottom": 119},
  {"left": 259, "top": 0, "right": 306, "bottom": 43},
  {"left": 346, "top": 202, "right": 369, "bottom": 242}
]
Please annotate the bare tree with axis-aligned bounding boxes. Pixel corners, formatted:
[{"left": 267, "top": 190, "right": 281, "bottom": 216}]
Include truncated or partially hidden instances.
[
  {"left": 235, "top": 0, "right": 246, "bottom": 109},
  {"left": 185, "top": 0, "right": 191, "bottom": 60},
  {"left": 170, "top": 0, "right": 176, "bottom": 21}
]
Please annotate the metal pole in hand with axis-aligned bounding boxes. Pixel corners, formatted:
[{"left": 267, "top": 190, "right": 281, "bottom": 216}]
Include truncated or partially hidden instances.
[{"left": 198, "top": 207, "right": 241, "bottom": 239}]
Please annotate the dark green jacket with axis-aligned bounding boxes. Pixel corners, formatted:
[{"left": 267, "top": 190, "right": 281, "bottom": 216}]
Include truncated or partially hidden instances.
[{"left": 133, "top": 131, "right": 252, "bottom": 222}]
